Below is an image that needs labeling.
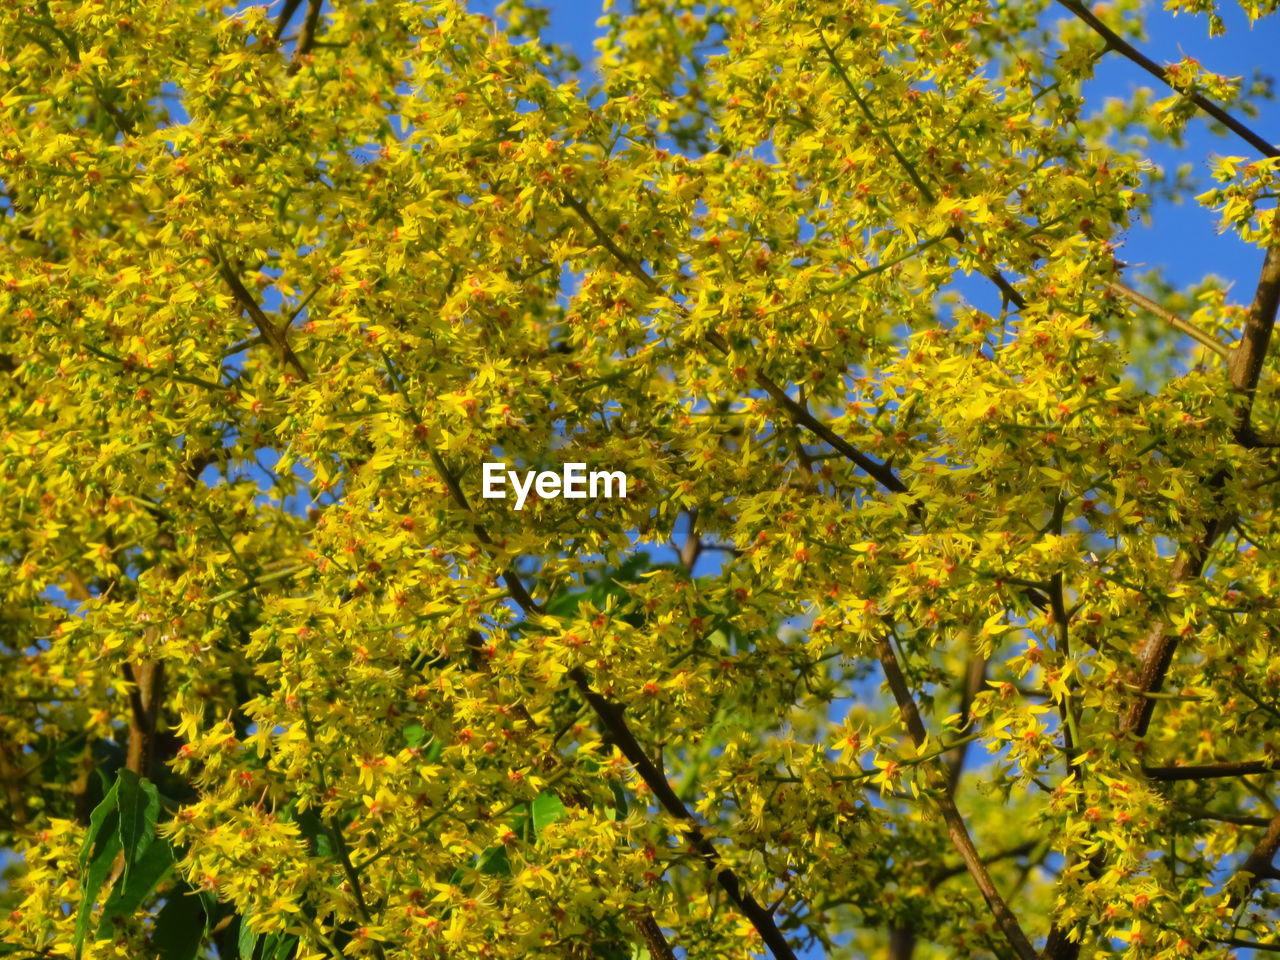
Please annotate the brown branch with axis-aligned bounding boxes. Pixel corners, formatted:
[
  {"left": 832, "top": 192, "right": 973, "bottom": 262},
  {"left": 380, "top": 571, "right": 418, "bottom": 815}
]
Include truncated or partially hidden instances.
[
  {"left": 1053, "top": 0, "right": 1278, "bottom": 159},
  {"left": 287, "top": 0, "right": 324, "bottom": 76},
  {"left": 1143, "top": 760, "right": 1278, "bottom": 781},
  {"left": 0, "top": 740, "right": 29, "bottom": 831},
  {"left": 463, "top": 632, "right": 678, "bottom": 960},
  {"left": 559, "top": 188, "right": 1071, "bottom": 960},
  {"left": 1229, "top": 246, "right": 1280, "bottom": 439},
  {"left": 212, "top": 247, "right": 310, "bottom": 382},
  {"left": 329, "top": 819, "right": 388, "bottom": 960},
  {"left": 635, "top": 914, "right": 679, "bottom": 960},
  {"left": 888, "top": 925, "right": 917, "bottom": 960},
  {"left": 742, "top": 362, "right": 909, "bottom": 495},
  {"left": 945, "top": 657, "right": 988, "bottom": 792},
  {"left": 570, "top": 668, "right": 800, "bottom": 960},
  {"left": 1121, "top": 531, "right": 1224, "bottom": 740},
  {"left": 817, "top": 25, "right": 1029, "bottom": 314},
  {"left": 1213, "top": 938, "right": 1280, "bottom": 954},
  {"left": 562, "top": 193, "right": 908, "bottom": 497},
  {"left": 273, "top": 0, "right": 306, "bottom": 39},
  {"left": 873, "top": 637, "right": 1037, "bottom": 960},
  {"left": 1226, "top": 814, "right": 1280, "bottom": 911},
  {"left": 816, "top": 31, "right": 936, "bottom": 205},
  {"left": 121, "top": 660, "right": 165, "bottom": 779},
  {"left": 379, "top": 353, "right": 783, "bottom": 959},
  {"left": 1104, "top": 281, "right": 1231, "bottom": 359},
  {"left": 929, "top": 839, "right": 1040, "bottom": 886},
  {"left": 679, "top": 510, "right": 702, "bottom": 573},
  {"left": 1178, "top": 808, "right": 1275, "bottom": 827},
  {"left": 296, "top": 705, "right": 388, "bottom": 960},
  {"left": 1121, "top": 250, "right": 1280, "bottom": 738}
]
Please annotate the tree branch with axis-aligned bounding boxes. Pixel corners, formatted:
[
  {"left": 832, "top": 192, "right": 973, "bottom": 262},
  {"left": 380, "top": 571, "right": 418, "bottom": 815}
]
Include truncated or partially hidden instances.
[
  {"left": 1121, "top": 249, "right": 1280, "bottom": 738},
  {"left": 1053, "top": 0, "right": 1278, "bottom": 159},
  {"left": 571, "top": 668, "right": 799, "bottom": 960},
  {"left": 1229, "top": 245, "right": 1280, "bottom": 439},
  {"left": 1178, "top": 808, "right": 1276, "bottom": 827},
  {"left": 1143, "top": 759, "right": 1278, "bottom": 781},
  {"left": 929, "top": 840, "right": 1039, "bottom": 886},
  {"left": 273, "top": 0, "right": 306, "bottom": 40},
  {"left": 380, "top": 347, "right": 792, "bottom": 958},
  {"left": 1213, "top": 938, "right": 1280, "bottom": 954},
  {"left": 121, "top": 660, "right": 165, "bottom": 779},
  {"left": 212, "top": 246, "right": 310, "bottom": 382},
  {"left": 287, "top": 0, "right": 324, "bottom": 76},
  {"left": 945, "top": 658, "right": 987, "bottom": 809},
  {"left": 1227, "top": 813, "right": 1280, "bottom": 911},
  {"left": 1051, "top": 246, "right": 1280, "bottom": 957},
  {"left": 562, "top": 192, "right": 908, "bottom": 497},
  {"left": 635, "top": 914, "right": 679, "bottom": 960},
  {"left": 817, "top": 23, "right": 1030, "bottom": 314},
  {"left": 1121, "top": 515, "right": 1230, "bottom": 740},
  {"left": 874, "top": 637, "right": 1037, "bottom": 960},
  {"left": 1104, "top": 281, "right": 1231, "bottom": 359}
]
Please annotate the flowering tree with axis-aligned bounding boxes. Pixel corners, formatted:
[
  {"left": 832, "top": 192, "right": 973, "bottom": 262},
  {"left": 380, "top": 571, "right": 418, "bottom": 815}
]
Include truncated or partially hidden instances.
[{"left": 2, "top": 0, "right": 1279, "bottom": 957}]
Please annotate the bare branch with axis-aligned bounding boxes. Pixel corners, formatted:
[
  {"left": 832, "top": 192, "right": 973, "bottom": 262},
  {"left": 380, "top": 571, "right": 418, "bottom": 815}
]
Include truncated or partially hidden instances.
[
  {"left": 287, "top": 0, "right": 324, "bottom": 75},
  {"left": 562, "top": 192, "right": 909, "bottom": 497},
  {"left": 945, "top": 658, "right": 987, "bottom": 794},
  {"left": 1227, "top": 813, "right": 1280, "bottom": 910},
  {"left": 1229, "top": 246, "right": 1280, "bottom": 439},
  {"left": 1053, "top": 0, "right": 1278, "bottom": 159},
  {"left": 121, "top": 660, "right": 165, "bottom": 779},
  {"left": 930, "top": 840, "right": 1040, "bottom": 886},
  {"left": 213, "top": 246, "right": 310, "bottom": 382},
  {"left": 273, "top": 0, "right": 305, "bottom": 40},
  {"left": 1104, "top": 281, "right": 1231, "bottom": 359},
  {"left": 635, "top": 914, "right": 679, "bottom": 960},
  {"left": 1143, "top": 760, "right": 1278, "bottom": 781},
  {"left": 1213, "top": 938, "right": 1280, "bottom": 954},
  {"left": 1178, "top": 808, "right": 1275, "bottom": 827}
]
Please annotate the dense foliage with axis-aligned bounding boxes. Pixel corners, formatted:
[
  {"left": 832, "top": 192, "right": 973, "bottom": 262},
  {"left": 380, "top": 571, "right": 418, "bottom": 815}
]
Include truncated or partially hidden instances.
[{"left": 2, "top": 0, "right": 1280, "bottom": 957}]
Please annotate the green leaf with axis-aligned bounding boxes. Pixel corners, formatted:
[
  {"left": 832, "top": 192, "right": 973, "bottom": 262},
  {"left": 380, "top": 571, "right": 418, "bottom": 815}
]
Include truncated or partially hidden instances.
[
  {"left": 74, "top": 822, "right": 121, "bottom": 956},
  {"left": 152, "top": 885, "right": 206, "bottom": 960},
  {"left": 116, "top": 769, "right": 160, "bottom": 882},
  {"left": 476, "top": 844, "right": 511, "bottom": 876},
  {"left": 290, "top": 808, "right": 333, "bottom": 858},
  {"left": 79, "top": 775, "right": 120, "bottom": 871},
  {"left": 75, "top": 777, "right": 123, "bottom": 958},
  {"left": 260, "top": 932, "right": 298, "bottom": 960},
  {"left": 403, "top": 724, "right": 444, "bottom": 761},
  {"left": 97, "top": 839, "right": 173, "bottom": 935},
  {"left": 609, "top": 781, "right": 629, "bottom": 820},
  {"left": 238, "top": 909, "right": 259, "bottom": 960},
  {"left": 531, "top": 791, "right": 566, "bottom": 837}
]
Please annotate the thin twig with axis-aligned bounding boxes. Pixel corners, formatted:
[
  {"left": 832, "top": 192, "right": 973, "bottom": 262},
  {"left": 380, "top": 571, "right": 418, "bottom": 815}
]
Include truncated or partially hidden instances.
[
  {"left": 1143, "top": 760, "right": 1278, "bottom": 781},
  {"left": 1053, "top": 0, "right": 1278, "bottom": 159},
  {"left": 288, "top": 0, "right": 324, "bottom": 75},
  {"left": 1104, "top": 281, "right": 1231, "bottom": 359},
  {"left": 212, "top": 246, "right": 310, "bottom": 382},
  {"left": 1178, "top": 808, "right": 1274, "bottom": 827},
  {"left": 874, "top": 636, "right": 1037, "bottom": 960},
  {"left": 562, "top": 193, "right": 908, "bottom": 497}
]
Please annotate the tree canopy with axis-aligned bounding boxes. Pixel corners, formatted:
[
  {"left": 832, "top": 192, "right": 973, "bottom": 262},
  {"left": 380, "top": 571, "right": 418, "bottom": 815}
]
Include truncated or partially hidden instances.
[{"left": 2, "top": 0, "right": 1280, "bottom": 958}]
